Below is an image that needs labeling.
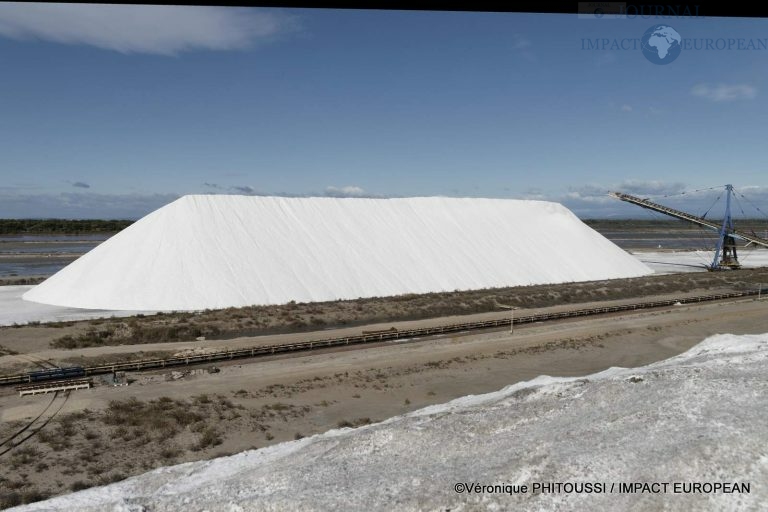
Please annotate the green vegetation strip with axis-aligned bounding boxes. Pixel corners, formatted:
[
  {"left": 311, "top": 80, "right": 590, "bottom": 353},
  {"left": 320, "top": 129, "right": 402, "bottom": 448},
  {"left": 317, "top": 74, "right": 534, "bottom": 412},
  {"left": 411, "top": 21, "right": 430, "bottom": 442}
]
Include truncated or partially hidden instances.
[{"left": 0, "top": 219, "right": 133, "bottom": 235}]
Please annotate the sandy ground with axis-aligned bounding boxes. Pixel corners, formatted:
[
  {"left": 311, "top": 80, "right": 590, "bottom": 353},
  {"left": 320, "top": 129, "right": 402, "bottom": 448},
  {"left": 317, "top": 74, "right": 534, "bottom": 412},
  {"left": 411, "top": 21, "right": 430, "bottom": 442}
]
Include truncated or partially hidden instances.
[
  {"left": 17, "top": 333, "right": 767, "bottom": 512},
  {"left": 1, "top": 296, "right": 767, "bottom": 504},
  {"left": 17, "top": 296, "right": 763, "bottom": 422},
  {"left": 0, "top": 287, "right": 738, "bottom": 367}
]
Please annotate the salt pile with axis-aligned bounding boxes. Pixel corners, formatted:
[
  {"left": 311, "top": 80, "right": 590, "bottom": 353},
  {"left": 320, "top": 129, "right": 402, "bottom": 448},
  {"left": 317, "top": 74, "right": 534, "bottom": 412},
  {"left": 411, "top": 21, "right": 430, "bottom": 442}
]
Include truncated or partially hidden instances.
[
  {"left": 14, "top": 332, "right": 768, "bottom": 512},
  {"left": 23, "top": 196, "right": 652, "bottom": 310}
]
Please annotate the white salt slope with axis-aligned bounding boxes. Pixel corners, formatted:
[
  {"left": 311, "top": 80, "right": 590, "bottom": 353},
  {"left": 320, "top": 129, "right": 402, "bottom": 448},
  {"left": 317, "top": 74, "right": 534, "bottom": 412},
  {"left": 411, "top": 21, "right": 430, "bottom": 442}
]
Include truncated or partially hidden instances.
[
  {"left": 23, "top": 196, "right": 652, "bottom": 311},
  {"left": 0, "top": 286, "right": 158, "bottom": 327},
  {"left": 14, "top": 332, "right": 768, "bottom": 512}
]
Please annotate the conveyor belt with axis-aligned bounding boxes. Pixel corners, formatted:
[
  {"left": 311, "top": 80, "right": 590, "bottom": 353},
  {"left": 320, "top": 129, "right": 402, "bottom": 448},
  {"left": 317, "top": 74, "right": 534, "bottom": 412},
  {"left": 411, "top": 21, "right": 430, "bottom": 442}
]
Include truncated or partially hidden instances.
[
  {"left": 0, "top": 290, "right": 761, "bottom": 386},
  {"left": 609, "top": 191, "right": 768, "bottom": 248}
]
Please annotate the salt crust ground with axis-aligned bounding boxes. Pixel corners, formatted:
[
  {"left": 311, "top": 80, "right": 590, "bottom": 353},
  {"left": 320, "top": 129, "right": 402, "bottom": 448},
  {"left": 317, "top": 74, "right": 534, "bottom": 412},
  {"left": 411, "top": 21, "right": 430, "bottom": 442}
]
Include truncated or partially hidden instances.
[
  {"left": 13, "top": 332, "right": 768, "bottom": 512},
  {"left": 23, "top": 196, "right": 652, "bottom": 310},
  {"left": 0, "top": 286, "right": 154, "bottom": 327},
  {"left": 633, "top": 249, "right": 768, "bottom": 274}
]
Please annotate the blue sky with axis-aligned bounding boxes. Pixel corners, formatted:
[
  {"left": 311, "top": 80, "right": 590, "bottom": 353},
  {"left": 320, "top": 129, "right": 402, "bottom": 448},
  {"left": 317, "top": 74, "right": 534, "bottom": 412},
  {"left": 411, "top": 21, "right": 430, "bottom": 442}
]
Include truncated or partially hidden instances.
[{"left": 2, "top": 4, "right": 768, "bottom": 218}]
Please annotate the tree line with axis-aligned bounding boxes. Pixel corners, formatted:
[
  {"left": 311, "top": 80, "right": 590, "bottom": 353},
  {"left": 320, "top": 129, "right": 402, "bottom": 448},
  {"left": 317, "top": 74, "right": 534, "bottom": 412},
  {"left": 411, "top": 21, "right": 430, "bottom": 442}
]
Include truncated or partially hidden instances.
[{"left": 0, "top": 219, "right": 133, "bottom": 234}]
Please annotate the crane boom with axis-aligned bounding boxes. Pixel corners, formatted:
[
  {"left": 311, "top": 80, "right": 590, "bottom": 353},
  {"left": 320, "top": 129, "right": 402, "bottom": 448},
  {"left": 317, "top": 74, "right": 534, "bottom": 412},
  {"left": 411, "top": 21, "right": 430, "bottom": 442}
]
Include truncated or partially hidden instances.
[{"left": 608, "top": 191, "right": 768, "bottom": 249}]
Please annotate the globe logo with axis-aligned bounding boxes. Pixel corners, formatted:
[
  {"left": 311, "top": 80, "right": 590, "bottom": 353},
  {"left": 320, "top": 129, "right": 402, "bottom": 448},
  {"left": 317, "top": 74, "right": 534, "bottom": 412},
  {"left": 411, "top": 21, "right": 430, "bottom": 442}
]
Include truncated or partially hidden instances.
[{"left": 641, "top": 25, "right": 682, "bottom": 65}]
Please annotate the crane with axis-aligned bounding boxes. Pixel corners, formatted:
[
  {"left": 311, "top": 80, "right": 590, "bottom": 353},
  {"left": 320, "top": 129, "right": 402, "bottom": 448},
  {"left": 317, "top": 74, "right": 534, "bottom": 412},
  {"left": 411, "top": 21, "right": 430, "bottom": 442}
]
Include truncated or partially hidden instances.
[{"left": 609, "top": 184, "right": 768, "bottom": 271}]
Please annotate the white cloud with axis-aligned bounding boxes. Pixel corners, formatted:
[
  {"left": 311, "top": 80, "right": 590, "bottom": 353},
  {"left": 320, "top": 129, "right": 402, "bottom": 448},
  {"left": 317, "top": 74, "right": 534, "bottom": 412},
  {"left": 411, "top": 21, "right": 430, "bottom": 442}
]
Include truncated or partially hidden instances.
[
  {"left": 620, "top": 104, "right": 632, "bottom": 112},
  {"left": 324, "top": 185, "right": 368, "bottom": 198},
  {"left": 0, "top": 192, "right": 179, "bottom": 219},
  {"left": 691, "top": 84, "right": 757, "bottom": 102},
  {"left": 512, "top": 34, "right": 531, "bottom": 49},
  {"left": 557, "top": 181, "right": 768, "bottom": 218},
  {"left": 0, "top": 3, "right": 295, "bottom": 55},
  {"left": 560, "top": 181, "right": 688, "bottom": 217},
  {"left": 508, "top": 33, "right": 536, "bottom": 61},
  {"left": 615, "top": 179, "right": 686, "bottom": 196},
  {"left": 232, "top": 185, "right": 257, "bottom": 195}
]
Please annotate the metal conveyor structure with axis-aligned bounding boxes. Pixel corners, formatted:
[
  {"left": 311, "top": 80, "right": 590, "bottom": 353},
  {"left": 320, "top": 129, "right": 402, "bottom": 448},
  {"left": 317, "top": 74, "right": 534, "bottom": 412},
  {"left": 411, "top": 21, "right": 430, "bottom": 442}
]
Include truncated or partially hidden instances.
[{"left": 610, "top": 185, "right": 768, "bottom": 270}]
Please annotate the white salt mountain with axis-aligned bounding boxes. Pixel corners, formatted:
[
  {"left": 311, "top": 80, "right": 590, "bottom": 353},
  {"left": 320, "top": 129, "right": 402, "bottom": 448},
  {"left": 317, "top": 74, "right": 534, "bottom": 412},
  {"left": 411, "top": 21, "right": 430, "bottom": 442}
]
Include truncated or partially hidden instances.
[
  {"left": 14, "top": 332, "right": 768, "bottom": 512},
  {"left": 23, "top": 196, "right": 652, "bottom": 311}
]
